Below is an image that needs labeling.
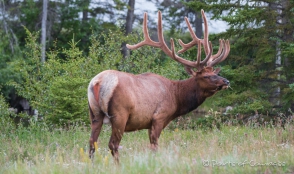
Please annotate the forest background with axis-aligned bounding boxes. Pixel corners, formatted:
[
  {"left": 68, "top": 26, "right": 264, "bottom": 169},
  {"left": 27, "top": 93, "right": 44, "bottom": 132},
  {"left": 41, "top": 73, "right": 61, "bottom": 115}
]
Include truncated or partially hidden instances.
[{"left": 0, "top": 0, "right": 294, "bottom": 125}]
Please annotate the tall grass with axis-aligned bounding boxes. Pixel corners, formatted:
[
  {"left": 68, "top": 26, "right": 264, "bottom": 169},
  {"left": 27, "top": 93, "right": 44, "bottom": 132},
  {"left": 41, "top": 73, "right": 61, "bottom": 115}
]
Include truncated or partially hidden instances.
[{"left": 0, "top": 118, "right": 293, "bottom": 174}]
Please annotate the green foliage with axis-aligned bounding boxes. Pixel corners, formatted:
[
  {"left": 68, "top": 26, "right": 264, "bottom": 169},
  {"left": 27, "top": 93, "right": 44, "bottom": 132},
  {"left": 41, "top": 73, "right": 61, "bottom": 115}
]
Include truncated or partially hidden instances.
[
  {"left": 9, "top": 27, "right": 187, "bottom": 125},
  {"left": 229, "top": 98, "right": 272, "bottom": 115},
  {"left": 10, "top": 29, "right": 122, "bottom": 125},
  {"left": 185, "top": 0, "right": 294, "bottom": 114},
  {"left": 1, "top": 0, "right": 294, "bottom": 121},
  {"left": 153, "top": 1, "right": 279, "bottom": 115},
  {"left": 0, "top": 28, "right": 23, "bottom": 100},
  {"left": 119, "top": 41, "right": 186, "bottom": 80},
  {"left": 0, "top": 94, "right": 16, "bottom": 134},
  {"left": 8, "top": 25, "right": 276, "bottom": 125},
  {"left": 167, "top": 110, "right": 225, "bottom": 131},
  {"left": 1, "top": 0, "right": 117, "bottom": 61},
  {"left": 282, "top": 83, "right": 294, "bottom": 110},
  {"left": 204, "top": 65, "right": 273, "bottom": 115},
  {"left": 7, "top": 0, "right": 293, "bottom": 125},
  {"left": 282, "top": 42, "right": 294, "bottom": 109},
  {"left": 193, "top": 116, "right": 221, "bottom": 130},
  {"left": 0, "top": 94, "right": 13, "bottom": 118}
]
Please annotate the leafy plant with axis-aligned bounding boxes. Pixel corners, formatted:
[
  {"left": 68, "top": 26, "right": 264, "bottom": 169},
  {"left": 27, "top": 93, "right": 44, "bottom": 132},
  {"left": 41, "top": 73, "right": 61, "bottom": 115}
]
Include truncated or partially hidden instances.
[
  {"left": 8, "top": 27, "right": 188, "bottom": 125},
  {"left": 0, "top": 93, "right": 16, "bottom": 133}
]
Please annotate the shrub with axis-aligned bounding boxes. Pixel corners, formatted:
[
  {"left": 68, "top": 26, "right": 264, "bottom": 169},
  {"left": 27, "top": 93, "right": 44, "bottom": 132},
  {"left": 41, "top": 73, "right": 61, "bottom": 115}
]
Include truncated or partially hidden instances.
[
  {"left": 9, "top": 29, "right": 187, "bottom": 125},
  {"left": 203, "top": 65, "right": 273, "bottom": 115},
  {"left": 0, "top": 94, "right": 15, "bottom": 132}
]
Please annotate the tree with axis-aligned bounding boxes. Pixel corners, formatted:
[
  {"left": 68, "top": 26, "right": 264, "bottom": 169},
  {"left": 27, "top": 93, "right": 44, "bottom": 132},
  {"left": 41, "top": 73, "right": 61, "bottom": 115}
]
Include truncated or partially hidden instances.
[
  {"left": 186, "top": 0, "right": 294, "bottom": 114},
  {"left": 154, "top": 0, "right": 203, "bottom": 38},
  {"left": 0, "top": 0, "right": 23, "bottom": 101},
  {"left": 0, "top": 0, "right": 121, "bottom": 109},
  {"left": 41, "top": 0, "right": 48, "bottom": 63},
  {"left": 121, "top": 0, "right": 135, "bottom": 58}
]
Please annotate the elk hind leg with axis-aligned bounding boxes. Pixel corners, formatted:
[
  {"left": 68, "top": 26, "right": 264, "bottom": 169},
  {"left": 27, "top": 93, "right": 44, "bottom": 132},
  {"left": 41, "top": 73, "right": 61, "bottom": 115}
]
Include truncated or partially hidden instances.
[
  {"left": 89, "top": 108, "right": 104, "bottom": 158},
  {"left": 108, "top": 117, "right": 127, "bottom": 164}
]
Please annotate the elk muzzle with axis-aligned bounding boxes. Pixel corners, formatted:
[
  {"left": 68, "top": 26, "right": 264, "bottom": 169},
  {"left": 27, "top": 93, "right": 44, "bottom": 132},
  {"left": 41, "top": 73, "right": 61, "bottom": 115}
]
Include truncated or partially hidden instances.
[{"left": 219, "top": 78, "right": 230, "bottom": 90}]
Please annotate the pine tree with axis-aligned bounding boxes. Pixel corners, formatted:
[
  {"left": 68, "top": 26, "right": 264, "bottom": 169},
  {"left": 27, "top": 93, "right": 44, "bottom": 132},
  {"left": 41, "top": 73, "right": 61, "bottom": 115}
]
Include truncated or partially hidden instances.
[{"left": 186, "top": 0, "right": 294, "bottom": 114}]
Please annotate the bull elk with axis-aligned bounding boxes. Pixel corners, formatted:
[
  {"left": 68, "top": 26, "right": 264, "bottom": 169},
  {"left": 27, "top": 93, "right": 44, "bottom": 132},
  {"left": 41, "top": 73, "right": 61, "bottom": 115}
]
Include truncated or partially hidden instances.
[{"left": 88, "top": 10, "right": 230, "bottom": 163}]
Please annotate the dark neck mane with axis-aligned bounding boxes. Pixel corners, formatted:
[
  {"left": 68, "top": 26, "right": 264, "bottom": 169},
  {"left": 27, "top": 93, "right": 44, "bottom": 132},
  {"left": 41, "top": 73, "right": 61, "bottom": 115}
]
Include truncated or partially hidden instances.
[{"left": 173, "top": 77, "right": 207, "bottom": 116}]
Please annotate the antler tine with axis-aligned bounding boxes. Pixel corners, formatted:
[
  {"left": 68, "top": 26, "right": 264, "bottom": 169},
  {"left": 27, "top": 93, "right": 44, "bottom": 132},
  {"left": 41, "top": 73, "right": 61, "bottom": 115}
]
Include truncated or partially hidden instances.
[
  {"left": 196, "top": 40, "right": 213, "bottom": 70},
  {"left": 127, "top": 11, "right": 173, "bottom": 57},
  {"left": 207, "top": 39, "right": 228, "bottom": 67},
  {"left": 177, "top": 9, "right": 211, "bottom": 56},
  {"left": 177, "top": 17, "right": 200, "bottom": 54},
  {"left": 201, "top": 9, "right": 210, "bottom": 55},
  {"left": 218, "top": 40, "right": 230, "bottom": 63},
  {"left": 209, "top": 39, "right": 230, "bottom": 66},
  {"left": 210, "top": 39, "right": 223, "bottom": 60},
  {"left": 199, "top": 41, "right": 213, "bottom": 66},
  {"left": 170, "top": 38, "right": 198, "bottom": 68},
  {"left": 156, "top": 11, "right": 173, "bottom": 56},
  {"left": 126, "top": 13, "right": 158, "bottom": 50},
  {"left": 127, "top": 10, "right": 229, "bottom": 71},
  {"left": 202, "top": 8, "right": 231, "bottom": 67},
  {"left": 175, "top": 9, "right": 212, "bottom": 71},
  {"left": 171, "top": 38, "right": 213, "bottom": 70},
  {"left": 196, "top": 40, "right": 202, "bottom": 66},
  {"left": 127, "top": 11, "right": 202, "bottom": 69}
]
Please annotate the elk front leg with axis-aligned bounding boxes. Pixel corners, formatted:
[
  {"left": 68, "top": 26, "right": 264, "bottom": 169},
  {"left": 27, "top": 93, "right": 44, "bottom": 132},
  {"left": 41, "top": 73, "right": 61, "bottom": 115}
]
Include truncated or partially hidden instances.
[{"left": 148, "top": 119, "right": 164, "bottom": 151}]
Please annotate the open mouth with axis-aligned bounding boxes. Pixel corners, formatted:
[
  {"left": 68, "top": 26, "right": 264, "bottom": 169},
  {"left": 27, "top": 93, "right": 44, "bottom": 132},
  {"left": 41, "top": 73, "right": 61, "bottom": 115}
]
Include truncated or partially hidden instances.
[{"left": 216, "top": 85, "right": 229, "bottom": 91}]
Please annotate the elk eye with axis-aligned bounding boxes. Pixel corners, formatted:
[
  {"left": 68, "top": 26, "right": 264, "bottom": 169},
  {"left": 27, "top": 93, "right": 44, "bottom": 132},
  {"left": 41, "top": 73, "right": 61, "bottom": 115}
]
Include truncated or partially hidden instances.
[
  {"left": 211, "top": 75, "right": 217, "bottom": 80},
  {"left": 204, "top": 76, "right": 210, "bottom": 79}
]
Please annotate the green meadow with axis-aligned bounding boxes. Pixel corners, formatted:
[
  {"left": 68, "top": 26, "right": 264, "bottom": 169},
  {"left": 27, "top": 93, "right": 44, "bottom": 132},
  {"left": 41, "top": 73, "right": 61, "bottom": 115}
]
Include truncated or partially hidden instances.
[{"left": 0, "top": 117, "right": 293, "bottom": 174}]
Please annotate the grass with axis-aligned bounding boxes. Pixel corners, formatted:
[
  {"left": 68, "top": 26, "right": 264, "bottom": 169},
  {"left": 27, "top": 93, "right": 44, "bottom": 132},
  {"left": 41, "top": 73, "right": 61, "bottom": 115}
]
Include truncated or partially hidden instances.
[{"left": 0, "top": 118, "right": 293, "bottom": 174}]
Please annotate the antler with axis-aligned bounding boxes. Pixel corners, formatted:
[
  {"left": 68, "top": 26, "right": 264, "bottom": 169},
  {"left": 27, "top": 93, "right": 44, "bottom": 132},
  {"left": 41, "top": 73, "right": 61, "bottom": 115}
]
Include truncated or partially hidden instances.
[
  {"left": 126, "top": 10, "right": 230, "bottom": 71},
  {"left": 177, "top": 10, "right": 230, "bottom": 68}
]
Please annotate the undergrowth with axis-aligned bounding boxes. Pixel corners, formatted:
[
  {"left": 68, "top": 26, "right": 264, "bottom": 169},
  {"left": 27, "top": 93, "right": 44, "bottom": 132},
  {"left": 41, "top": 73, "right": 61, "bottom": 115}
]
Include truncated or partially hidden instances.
[{"left": 0, "top": 116, "right": 293, "bottom": 174}]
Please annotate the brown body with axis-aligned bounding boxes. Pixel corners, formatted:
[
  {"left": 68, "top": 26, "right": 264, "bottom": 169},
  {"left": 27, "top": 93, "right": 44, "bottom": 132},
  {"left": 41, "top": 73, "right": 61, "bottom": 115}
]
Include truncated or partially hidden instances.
[{"left": 88, "top": 10, "right": 231, "bottom": 163}]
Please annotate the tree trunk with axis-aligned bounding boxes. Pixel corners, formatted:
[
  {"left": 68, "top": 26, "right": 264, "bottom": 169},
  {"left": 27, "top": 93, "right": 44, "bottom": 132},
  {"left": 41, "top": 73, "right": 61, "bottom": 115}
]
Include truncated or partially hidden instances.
[
  {"left": 270, "top": 0, "right": 293, "bottom": 107},
  {"left": 281, "top": 0, "right": 294, "bottom": 110},
  {"left": 81, "top": 0, "right": 90, "bottom": 47},
  {"left": 121, "top": 0, "right": 135, "bottom": 59},
  {"left": 195, "top": 11, "right": 202, "bottom": 39},
  {"left": 267, "top": 1, "right": 281, "bottom": 107},
  {"left": 41, "top": 0, "right": 48, "bottom": 63},
  {"left": 1, "top": 1, "right": 15, "bottom": 53}
]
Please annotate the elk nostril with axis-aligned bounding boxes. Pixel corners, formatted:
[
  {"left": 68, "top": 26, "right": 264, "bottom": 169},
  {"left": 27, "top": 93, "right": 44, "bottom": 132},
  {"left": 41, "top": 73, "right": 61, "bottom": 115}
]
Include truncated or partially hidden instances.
[{"left": 223, "top": 79, "right": 230, "bottom": 85}]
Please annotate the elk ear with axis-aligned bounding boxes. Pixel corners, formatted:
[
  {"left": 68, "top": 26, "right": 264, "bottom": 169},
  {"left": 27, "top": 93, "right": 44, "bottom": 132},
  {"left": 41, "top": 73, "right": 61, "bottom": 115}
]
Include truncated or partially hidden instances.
[
  {"left": 214, "top": 67, "right": 221, "bottom": 74},
  {"left": 184, "top": 66, "right": 197, "bottom": 76}
]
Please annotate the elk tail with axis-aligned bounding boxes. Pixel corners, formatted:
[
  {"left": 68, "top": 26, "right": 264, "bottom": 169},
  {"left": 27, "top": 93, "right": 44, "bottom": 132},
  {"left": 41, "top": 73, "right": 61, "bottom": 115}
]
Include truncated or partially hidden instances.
[{"left": 87, "top": 81, "right": 101, "bottom": 121}]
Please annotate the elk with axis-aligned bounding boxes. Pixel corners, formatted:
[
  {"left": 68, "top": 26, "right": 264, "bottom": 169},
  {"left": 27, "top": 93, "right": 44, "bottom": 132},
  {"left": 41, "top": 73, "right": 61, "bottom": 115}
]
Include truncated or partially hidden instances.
[{"left": 88, "top": 10, "right": 230, "bottom": 163}]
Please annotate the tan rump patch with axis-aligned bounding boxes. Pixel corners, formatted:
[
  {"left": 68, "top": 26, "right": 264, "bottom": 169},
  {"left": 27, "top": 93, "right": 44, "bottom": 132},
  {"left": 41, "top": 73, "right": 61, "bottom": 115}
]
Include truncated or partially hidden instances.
[{"left": 91, "top": 70, "right": 118, "bottom": 116}]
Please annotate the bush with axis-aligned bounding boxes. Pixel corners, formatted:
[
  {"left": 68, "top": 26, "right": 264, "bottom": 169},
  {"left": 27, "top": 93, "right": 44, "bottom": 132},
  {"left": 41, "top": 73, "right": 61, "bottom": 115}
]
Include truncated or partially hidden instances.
[
  {"left": 282, "top": 83, "right": 294, "bottom": 111},
  {"left": 0, "top": 94, "right": 12, "bottom": 117},
  {"left": 9, "top": 27, "right": 280, "bottom": 126},
  {"left": 167, "top": 109, "right": 227, "bottom": 131},
  {"left": 9, "top": 29, "right": 187, "bottom": 125},
  {"left": 203, "top": 65, "right": 273, "bottom": 115},
  {"left": 0, "top": 94, "right": 15, "bottom": 132}
]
